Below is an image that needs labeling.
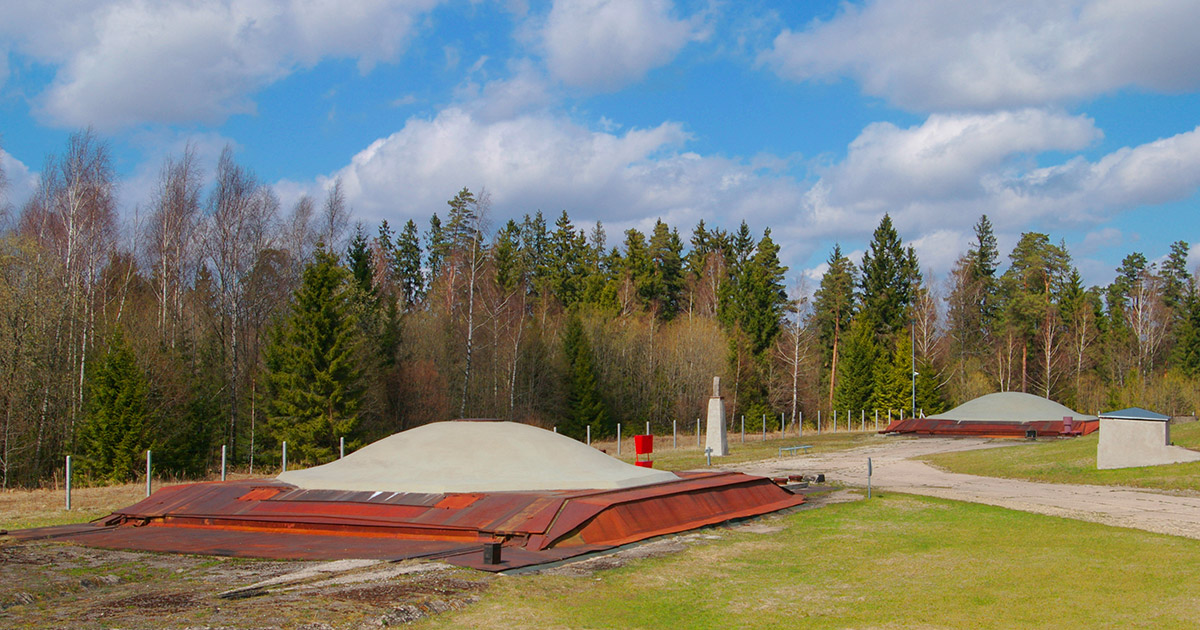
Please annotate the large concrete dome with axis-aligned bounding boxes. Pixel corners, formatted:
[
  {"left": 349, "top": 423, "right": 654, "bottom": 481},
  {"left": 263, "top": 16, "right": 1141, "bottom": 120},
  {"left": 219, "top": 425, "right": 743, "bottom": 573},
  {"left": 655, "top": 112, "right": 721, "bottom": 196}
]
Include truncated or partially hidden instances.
[
  {"left": 928, "top": 392, "right": 1095, "bottom": 422},
  {"left": 276, "top": 420, "right": 679, "bottom": 493}
]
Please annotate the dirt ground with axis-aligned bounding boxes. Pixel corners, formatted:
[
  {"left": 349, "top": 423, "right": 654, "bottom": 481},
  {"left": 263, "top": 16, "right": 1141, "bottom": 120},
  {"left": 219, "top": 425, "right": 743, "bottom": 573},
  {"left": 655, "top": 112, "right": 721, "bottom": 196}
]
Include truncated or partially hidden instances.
[
  {"left": 0, "top": 488, "right": 857, "bottom": 629},
  {"left": 9, "top": 435, "right": 1200, "bottom": 628}
]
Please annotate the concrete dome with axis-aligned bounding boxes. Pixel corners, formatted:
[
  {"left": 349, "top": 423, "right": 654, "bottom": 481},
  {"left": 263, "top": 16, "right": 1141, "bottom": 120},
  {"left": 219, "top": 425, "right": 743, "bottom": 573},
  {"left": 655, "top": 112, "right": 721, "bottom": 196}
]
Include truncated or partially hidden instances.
[
  {"left": 277, "top": 420, "right": 679, "bottom": 493},
  {"left": 928, "top": 392, "right": 1094, "bottom": 423}
]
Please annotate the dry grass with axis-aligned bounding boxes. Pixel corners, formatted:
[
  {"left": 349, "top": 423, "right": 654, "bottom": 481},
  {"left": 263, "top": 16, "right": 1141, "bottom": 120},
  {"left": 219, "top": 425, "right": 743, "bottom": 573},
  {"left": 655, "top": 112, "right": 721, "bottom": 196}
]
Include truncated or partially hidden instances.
[
  {"left": 0, "top": 472, "right": 269, "bottom": 531},
  {"left": 594, "top": 427, "right": 892, "bottom": 471}
]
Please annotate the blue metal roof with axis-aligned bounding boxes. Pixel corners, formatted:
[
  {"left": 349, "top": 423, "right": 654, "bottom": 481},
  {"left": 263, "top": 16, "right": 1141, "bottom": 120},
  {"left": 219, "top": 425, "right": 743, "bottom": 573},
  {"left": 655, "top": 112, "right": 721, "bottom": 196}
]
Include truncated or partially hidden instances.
[{"left": 1099, "top": 407, "right": 1170, "bottom": 421}]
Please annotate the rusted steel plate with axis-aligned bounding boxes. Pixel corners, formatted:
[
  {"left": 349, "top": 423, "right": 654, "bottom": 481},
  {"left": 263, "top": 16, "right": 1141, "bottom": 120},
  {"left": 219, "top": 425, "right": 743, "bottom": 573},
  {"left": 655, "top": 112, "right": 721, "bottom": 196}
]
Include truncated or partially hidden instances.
[
  {"left": 881, "top": 418, "right": 1100, "bottom": 438},
  {"left": 8, "top": 470, "right": 804, "bottom": 571}
]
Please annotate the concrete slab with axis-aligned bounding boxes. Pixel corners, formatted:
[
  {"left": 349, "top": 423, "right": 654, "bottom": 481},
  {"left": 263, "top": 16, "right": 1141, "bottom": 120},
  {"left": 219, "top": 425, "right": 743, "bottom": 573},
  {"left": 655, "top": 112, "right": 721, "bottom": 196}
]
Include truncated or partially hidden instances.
[{"left": 277, "top": 421, "right": 679, "bottom": 493}]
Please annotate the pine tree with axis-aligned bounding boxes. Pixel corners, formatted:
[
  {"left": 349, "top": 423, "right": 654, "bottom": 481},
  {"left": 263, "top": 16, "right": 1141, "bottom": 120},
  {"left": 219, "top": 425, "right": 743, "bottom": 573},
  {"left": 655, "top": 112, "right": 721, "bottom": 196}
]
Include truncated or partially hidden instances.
[
  {"left": 812, "top": 244, "right": 857, "bottom": 407},
  {"left": 561, "top": 313, "right": 611, "bottom": 439},
  {"left": 1161, "top": 240, "right": 1192, "bottom": 312},
  {"left": 394, "top": 219, "right": 424, "bottom": 310},
  {"left": 264, "top": 246, "right": 363, "bottom": 464},
  {"left": 78, "top": 329, "right": 151, "bottom": 483}
]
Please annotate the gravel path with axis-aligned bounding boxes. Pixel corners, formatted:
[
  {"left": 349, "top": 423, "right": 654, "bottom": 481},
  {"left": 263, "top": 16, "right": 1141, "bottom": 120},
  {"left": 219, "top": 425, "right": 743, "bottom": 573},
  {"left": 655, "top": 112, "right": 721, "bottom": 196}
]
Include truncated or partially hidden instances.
[{"left": 732, "top": 436, "right": 1200, "bottom": 540}]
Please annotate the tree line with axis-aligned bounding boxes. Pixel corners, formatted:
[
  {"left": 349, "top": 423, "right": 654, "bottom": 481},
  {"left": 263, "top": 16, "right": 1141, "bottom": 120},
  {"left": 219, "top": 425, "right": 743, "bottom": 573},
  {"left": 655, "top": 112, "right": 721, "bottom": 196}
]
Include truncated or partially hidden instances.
[{"left": 0, "top": 131, "right": 1196, "bottom": 486}]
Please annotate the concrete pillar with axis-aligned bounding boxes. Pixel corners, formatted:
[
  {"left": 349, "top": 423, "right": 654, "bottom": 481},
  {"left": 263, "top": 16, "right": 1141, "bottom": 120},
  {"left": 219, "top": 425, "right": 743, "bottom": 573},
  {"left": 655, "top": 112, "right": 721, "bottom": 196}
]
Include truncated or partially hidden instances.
[{"left": 705, "top": 376, "right": 729, "bottom": 456}]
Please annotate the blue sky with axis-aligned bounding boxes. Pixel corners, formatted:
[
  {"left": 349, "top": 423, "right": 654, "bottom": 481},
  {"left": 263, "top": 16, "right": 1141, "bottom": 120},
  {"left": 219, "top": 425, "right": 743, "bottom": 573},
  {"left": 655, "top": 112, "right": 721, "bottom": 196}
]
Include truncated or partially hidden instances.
[{"left": 2, "top": 0, "right": 1199, "bottom": 291}]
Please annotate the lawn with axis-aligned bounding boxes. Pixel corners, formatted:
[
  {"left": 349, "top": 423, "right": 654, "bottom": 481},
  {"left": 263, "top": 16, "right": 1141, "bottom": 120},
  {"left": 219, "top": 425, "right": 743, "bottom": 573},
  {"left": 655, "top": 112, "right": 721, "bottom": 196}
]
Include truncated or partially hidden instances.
[
  {"left": 420, "top": 492, "right": 1200, "bottom": 629},
  {"left": 922, "top": 421, "right": 1200, "bottom": 493}
]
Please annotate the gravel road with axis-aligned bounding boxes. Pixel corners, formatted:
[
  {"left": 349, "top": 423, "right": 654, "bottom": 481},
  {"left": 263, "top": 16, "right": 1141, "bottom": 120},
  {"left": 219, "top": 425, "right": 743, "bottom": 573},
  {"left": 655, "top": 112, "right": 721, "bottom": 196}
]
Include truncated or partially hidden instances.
[{"left": 733, "top": 436, "right": 1200, "bottom": 540}]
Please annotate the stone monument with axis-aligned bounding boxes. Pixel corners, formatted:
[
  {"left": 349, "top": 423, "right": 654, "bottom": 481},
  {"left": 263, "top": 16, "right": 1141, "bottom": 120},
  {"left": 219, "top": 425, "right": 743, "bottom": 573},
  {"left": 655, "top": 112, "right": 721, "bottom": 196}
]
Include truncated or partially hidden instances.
[{"left": 705, "top": 376, "right": 729, "bottom": 457}]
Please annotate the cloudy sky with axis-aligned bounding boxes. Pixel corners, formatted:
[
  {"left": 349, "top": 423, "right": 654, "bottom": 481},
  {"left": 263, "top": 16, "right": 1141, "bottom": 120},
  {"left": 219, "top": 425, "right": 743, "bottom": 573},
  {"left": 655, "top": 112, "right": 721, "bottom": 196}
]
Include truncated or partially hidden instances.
[{"left": 2, "top": 0, "right": 1199, "bottom": 288}]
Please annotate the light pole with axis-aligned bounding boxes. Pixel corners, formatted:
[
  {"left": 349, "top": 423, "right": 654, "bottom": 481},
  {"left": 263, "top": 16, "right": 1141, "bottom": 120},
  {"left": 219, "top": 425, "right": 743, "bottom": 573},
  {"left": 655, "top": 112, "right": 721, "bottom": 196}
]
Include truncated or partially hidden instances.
[{"left": 910, "top": 318, "right": 917, "bottom": 418}]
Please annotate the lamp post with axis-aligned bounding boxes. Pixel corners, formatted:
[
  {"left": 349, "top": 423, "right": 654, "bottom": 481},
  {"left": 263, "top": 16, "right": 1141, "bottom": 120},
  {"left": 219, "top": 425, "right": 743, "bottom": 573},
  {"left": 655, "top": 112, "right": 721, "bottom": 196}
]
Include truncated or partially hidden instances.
[{"left": 910, "top": 317, "right": 917, "bottom": 418}]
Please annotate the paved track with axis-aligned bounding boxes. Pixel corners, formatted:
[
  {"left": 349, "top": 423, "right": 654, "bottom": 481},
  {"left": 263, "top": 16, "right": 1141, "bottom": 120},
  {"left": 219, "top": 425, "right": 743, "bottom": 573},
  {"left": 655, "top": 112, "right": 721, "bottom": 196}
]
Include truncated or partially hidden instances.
[{"left": 733, "top": 436, "right": 1200, "bottom": 540}]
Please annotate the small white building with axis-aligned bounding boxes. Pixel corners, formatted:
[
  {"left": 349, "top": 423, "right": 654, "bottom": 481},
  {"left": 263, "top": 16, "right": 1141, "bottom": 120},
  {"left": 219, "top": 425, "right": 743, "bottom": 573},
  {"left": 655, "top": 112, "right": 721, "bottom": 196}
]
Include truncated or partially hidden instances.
[{"left": 1096, "top": 407, "right": 1200, "bottom": 470}]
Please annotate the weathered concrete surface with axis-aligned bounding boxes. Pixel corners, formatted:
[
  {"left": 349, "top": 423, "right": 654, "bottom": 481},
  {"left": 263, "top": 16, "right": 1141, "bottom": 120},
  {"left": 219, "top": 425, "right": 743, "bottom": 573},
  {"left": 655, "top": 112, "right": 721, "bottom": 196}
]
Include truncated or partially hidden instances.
[
  {"left": 705, "top": 391, "right": 729, "bottom": 457},
  {"left": 1098, "top": 417, "right": 1200, "bottom": 469},
  {"left": 734, "top": 437, "right": 1200, "bottom": 540},
  {"left": 278, "top": 421, "right": 679, "bottom": 493}
]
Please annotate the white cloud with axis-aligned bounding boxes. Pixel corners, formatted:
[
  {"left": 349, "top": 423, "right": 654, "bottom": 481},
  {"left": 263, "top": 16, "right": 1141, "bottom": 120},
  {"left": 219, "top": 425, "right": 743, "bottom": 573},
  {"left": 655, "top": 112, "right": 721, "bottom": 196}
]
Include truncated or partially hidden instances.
[
  {"left": 280, "top": 105, "right": 1200, "bottom": 283},
  {"left": 802, "top": 113, "right": 1200, "bottom": 276},
  {"left": 806, "top": 109, "right": 1101, "bottom": 236},
  {"left": 453, "top": 60, "right": 556, "bottom": 123},
  {"left": 0, "top": 0, "right": 443, "bottom": 130},
  {"left": 760, "top": 0, "right": 1200, "bottom": 111},
  {"left": 0, "top": 148, "right": 37, "bottom": 210},
  {"left": 540, "top": 0, "right": 700, "bottom": 90},
  {"left": 277, "top": 107, "right": 805, "bottom": 241}
]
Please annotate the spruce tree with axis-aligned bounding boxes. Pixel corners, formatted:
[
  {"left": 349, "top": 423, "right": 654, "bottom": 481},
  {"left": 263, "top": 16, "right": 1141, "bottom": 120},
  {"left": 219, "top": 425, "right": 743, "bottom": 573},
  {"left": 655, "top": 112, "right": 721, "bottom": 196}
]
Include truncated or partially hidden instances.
[
  {"left": 346, "top": 224, "right": 374, "bottom": 298},
  {"left": 648, "top": 220, "right": 684, "bottom": 319},
  {"left": 561, "top": 313, "right": 611, "bottom": 439},
  {"left": 394, "top": 219, "right": 424, "bottom": 310},
  {"left": 833, "top": 317, "right": 878, "bottom": 412},
  {"left": 78, "top": 329, "right": 151, "bottom": 483},
  {"left": 859, "top": 214, "right": 919, "bottom": 338},
  {"left": 871, "top": 329, "right": 913, "bottom": 413},
  {"left": 550, "top": 211, "right": 587, "bottom": 307},
  {"left": 425, "top": 213, "right": 448, "bottom": 284},
  {"left": 264, "top": 246, "right": 363, "bottom": 464},
  {"left": 493, "top": 219, "right": 523, "bottom": 294}
]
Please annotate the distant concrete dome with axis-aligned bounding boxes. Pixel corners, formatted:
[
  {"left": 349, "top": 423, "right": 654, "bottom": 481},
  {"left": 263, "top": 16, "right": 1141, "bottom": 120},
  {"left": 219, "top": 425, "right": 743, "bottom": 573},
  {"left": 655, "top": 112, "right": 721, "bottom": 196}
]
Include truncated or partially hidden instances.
[
  {"left": 277, "top": 420, "right": 679, "bottom": 493},
  {"left": 928, "top": 392, "right": 1095, "bottom": 423}
]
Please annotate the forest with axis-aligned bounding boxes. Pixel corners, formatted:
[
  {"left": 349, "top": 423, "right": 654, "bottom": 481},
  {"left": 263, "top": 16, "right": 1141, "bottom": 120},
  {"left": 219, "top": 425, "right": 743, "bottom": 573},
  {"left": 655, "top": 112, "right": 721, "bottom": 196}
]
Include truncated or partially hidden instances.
[{"left": 1, "top": 130, "right": 1198, "bottom": 487}]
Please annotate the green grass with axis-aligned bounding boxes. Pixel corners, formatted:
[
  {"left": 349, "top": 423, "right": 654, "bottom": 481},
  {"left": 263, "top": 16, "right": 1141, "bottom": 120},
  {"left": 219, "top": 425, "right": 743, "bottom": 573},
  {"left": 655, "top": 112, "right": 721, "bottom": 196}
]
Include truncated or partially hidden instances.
[
  {"left": 420, "top": 493, "right": 1200, "bottom": 629},
  {"left": 922, "top": 421, "right": 1200, "bottom": 493},
  {"left": 595, "top": 429, "right": 892, "bottom": 471}
]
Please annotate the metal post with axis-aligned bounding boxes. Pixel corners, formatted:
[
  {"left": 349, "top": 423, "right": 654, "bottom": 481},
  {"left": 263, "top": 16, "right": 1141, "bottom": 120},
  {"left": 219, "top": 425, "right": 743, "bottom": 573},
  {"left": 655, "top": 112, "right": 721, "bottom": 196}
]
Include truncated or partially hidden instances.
[
  {"left": 762, "top": 414, "right": 766, "bottom": 441},
  {"left": 617, "top": 424, "right": 622, "bottom": 456},
  {"left": 741, "top": 415, "right": 745, "bottom": 443},
  {"left": 65, "top": 455, "right": 72, "bottom": 511},
  {"left": 861, "top": 409, "right": 865, "bottom": 431},
  {"left": 282, "top": 441, "right": 288, "bottom": 472},
  {"left": 911, "top": 318, "right": 917, "bottom": 419},
  {"left": 875, "top": 409, "right": 879, "bottom": 431},
  {"left": 817, "top": 410, "right": 821, "bottom": 434},
  {"left": 705, "top": 447, "right": 713, "bottom": 467},
  {"left": 587, "top": 425, "right": 591, "bottom": 445},
  {"left": 645, "top": 421, "right": 650, "bottom": 436},
  {"left": 781, "top": 412, "right": 785, "bottom": 435},
  {"left": 553, "top": 426, "right": 557, "bottom": 433},
  {"left": 673, "top": 420, "right": 677, "bottom": 448},
  {"left": 798, "top": 411, "right": 803, "bottom": 436},
  {"left": 867, "top": 457, "right": 873, "bottom": 499},
  {"left": 221, "top": 445, "right": 227, "bottom": 481},
  {"left": 832, "top": 409, "right": 836, "bottom": 433},
  {"left": 339, "top": 436, "right": 345, "bottom": 459},
  {"left": 146, "top": 449, "right": 152, "bottom": 497},
  {"left": 696, "top": 418, "right": 700, "bottom": 447}
]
